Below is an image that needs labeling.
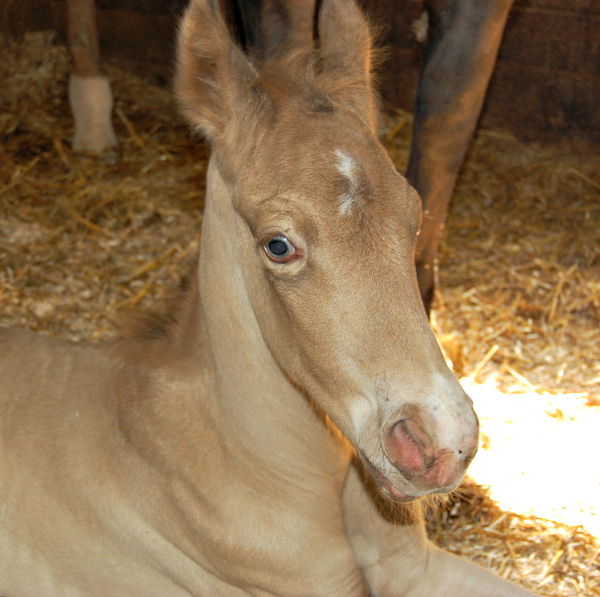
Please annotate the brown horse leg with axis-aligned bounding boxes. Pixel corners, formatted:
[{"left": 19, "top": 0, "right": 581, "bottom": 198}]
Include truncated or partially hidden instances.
[
  {"left": 229, "top": 0, "right": 315, "bottom": 57},
  {"left": 66, "top": 0, "right": 117, "bottom": 154},
  {"left": 407, "top": 0, "right": 514, "bottom": 314}
]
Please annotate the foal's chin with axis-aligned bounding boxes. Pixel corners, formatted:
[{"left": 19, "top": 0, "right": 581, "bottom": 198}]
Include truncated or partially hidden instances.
[{"left": 358, "top": 451, "right": 466, "bottom": 504}]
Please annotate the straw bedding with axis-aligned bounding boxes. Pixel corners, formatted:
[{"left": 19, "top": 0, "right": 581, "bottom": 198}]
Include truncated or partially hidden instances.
[{"left": 1, "top": 31, "right": 598, "bottom": 596}]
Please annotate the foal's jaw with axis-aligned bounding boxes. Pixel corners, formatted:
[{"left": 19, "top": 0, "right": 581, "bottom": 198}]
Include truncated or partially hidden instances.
[{"left": 177, "top": 0, "right": 480, "bottom": 503}]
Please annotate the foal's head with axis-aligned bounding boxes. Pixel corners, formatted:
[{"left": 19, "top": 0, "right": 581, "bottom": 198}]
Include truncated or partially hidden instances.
[{"left": 176, "top": 0, "right": 479, "bottom": 501}]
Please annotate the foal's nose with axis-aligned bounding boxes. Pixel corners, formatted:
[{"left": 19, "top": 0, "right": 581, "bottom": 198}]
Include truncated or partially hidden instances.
[{"left": 383, "top": 409, "right": 478, "bottom": 492}]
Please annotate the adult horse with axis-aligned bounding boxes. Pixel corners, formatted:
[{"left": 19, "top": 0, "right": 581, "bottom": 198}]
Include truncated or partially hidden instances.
[{"left": 0, "top": 0, "right": 535, "bottom": 595}]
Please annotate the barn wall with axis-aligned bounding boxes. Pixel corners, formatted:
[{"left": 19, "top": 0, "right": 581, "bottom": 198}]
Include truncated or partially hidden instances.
[
  {"left": 2, "top": 0, "right": 599, "bottom": 147},
  {"left": 1, "top": 0, "right": 187, "bottom": 86},
  {"left": 370, "top": 0, "right": 600, "bottom": 147}
]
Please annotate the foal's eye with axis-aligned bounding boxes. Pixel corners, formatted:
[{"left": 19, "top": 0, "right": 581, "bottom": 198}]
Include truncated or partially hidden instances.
[{"left": 264, "top": 235, "right": 296, "bottom": 263}]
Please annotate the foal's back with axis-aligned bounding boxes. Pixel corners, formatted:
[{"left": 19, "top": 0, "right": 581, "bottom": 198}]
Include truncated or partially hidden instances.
[
  {"left": 0, "top": 329, "right": 131, "bottom": 591},
  {"left": 0, "top": 328, "right": 199, "bottom": 593}
]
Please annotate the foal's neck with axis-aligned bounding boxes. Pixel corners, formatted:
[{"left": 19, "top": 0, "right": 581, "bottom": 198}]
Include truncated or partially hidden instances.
[{"left": 186, "top": 161, "right": 344, "bottom": 472}]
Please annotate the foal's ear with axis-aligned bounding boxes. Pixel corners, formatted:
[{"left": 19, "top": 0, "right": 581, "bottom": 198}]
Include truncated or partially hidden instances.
[
  {"left": 318, "top": 0, "right": 377, "bottom": 130},
  {"left": 175, "top": 0, "right": 258, "bottom": 143}
]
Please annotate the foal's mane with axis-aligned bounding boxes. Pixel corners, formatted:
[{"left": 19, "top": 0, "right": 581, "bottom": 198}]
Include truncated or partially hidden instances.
[{"left": 121, "top": 263, "right": 200, "bottom": 345}]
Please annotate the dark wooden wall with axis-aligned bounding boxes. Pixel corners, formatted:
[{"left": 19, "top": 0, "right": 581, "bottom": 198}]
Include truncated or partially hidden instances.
[
  {"left": 2, "top": 0, "right": 599, "bottom": 147},
  {"left": 367, "top": 0, "right": 600, "bottom": 147}
]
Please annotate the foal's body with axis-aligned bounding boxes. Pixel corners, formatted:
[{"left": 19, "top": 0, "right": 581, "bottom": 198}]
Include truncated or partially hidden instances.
[
  {"left": 0, "top": 324, "right": 359, "bottom": 595},
  {"left": 0, "top": 1, "right": 536, "bottom": 595}
]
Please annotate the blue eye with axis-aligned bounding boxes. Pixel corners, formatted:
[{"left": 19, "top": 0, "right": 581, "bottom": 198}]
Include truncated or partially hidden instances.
[{"left": 264, "top": 235, "right": 296, "bottom": 262}]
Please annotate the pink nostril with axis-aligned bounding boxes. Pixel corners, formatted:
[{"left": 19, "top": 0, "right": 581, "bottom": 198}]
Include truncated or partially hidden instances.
[
  {"left": 384, "top": 415, "right": 475, "bottom": 491},
  {"left": 385, "top": 419, "right": 432, "bottom": 476}
]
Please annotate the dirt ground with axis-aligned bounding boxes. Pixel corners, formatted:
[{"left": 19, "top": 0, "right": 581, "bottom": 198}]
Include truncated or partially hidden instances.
[{"left": 1, "top": 32, "right": 599, "bottom": 596}]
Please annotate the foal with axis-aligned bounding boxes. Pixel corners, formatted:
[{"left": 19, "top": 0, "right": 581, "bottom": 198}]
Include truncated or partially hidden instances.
[{"left": 0, "top": 0, "right": 537, "bottom": 595}]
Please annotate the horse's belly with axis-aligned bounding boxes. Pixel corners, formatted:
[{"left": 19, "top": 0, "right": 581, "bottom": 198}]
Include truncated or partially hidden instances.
[
  {"left": 0, "top": 477, "right": 366, "bottom": 597},
  {"left": 0, "top": 536, "right": 365, "bottom": 597},
  {"left": 0, "top": 513, "right": 243, "bottom": 597}
]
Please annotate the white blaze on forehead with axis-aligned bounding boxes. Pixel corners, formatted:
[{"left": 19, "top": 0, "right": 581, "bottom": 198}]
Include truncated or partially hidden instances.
[{"left": 334, "top": 149, "right": 361, "bottom": 216}]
